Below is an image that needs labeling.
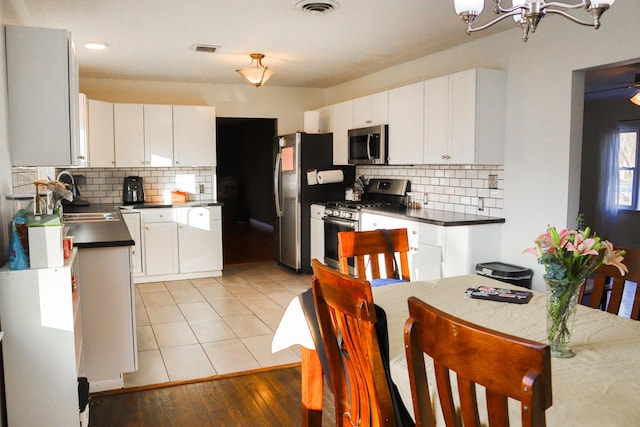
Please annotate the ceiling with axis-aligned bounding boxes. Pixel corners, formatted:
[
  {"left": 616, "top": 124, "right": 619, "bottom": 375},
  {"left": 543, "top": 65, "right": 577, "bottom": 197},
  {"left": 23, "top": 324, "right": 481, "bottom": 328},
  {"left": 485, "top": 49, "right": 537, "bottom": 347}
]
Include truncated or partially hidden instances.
[
  {"left": 2, "top": 0, "right": 513, "bottom": 88},
  {"left": 1, "top": 0, "right": 637, "bottom": 97}
]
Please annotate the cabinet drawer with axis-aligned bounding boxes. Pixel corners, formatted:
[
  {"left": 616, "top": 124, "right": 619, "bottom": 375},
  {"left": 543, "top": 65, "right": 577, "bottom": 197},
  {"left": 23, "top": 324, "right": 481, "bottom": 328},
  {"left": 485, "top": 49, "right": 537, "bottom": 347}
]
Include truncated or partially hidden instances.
[
  {"left": 142, "top": 208, "right": 175, "bottom": 223},
  {"left": 419, "top": 223, "right": 443, "bottom": 246}
]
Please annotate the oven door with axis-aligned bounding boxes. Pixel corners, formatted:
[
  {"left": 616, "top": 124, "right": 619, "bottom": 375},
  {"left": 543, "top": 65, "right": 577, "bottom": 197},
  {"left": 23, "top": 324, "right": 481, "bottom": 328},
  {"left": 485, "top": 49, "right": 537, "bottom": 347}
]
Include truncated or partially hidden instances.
[{"left": 323, "top": 215, "right": 357, "bottom": 273}]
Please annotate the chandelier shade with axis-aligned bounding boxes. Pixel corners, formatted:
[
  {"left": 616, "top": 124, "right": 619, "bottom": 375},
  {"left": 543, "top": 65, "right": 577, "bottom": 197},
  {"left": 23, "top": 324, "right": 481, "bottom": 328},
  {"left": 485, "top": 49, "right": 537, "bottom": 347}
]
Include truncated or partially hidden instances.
[
  {"left": 453, "top": 0, "right": 616, "bottom": 42},
  {"left": 236, "top": 53, "right": 274, "bottom": 87},
  {"left": 631, "top": 92, "right": 640, "bottom": 107}
]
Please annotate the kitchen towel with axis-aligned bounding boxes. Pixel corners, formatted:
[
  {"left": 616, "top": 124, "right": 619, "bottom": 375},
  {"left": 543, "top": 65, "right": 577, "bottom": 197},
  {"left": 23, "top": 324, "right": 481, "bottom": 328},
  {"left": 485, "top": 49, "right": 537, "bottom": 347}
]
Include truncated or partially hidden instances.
[{"left": 317, "top": 169, "right": 344, "bottom": 184}]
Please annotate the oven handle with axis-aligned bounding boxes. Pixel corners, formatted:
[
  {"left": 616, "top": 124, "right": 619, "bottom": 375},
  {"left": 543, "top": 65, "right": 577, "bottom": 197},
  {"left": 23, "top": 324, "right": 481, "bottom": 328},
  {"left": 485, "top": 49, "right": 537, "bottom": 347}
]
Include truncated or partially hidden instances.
[{"left": 323, "top": 216, "right": 358, "bottom": 229}]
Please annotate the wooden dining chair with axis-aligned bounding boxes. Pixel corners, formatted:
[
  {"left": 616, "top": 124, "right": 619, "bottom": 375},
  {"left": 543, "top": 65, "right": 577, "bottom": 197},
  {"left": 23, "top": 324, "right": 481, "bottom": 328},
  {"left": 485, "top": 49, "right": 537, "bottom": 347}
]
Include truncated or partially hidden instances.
[
  {"left": 311, "top": 258, "right": 398, "bottom": 427},
  {"left": 404, "top": 296, "right": 552, "bottom": 427},
  {"left": 338, "top": 228, "right": 411, "bottom": 283},
  {"left": 580, "top": 247, "right": 640, "bottom": 319}
]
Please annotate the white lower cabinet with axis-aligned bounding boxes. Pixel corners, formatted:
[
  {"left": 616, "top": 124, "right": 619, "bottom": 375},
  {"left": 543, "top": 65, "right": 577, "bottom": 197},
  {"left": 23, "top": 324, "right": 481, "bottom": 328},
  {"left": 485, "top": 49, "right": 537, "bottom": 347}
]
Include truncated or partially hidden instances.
[
  {"left": 310, "top": 204, "right": 325, "bottom": 264},
  {"left": 122, "top": 211, "right": 143, "bottom": 275},
  {"left": 137, "top": 206, "right": 223, "bottom": 282},
  {"left": 176, "top": 206, "right": 223, "bottom": 273},
  {"left": 0, "top": 250, "right": 84, "bottom": 427},
  {"left": 78, "top": 246, "right": 137, "bottom": 393},
  {"left": 143, "top": 209, "right": 180, "bottom": 276},
  {"left": 360, "top": 211, "right": 502, "bottom": 280}
]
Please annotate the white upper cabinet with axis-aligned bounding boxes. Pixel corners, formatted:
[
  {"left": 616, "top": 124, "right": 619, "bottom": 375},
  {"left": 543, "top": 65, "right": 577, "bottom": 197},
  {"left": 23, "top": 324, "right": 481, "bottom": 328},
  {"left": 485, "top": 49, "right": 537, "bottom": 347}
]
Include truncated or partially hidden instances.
[
  {"left": 331, "top": 100, "right": 353, "bottom": 165},
  {"left": 173, "top": 105, "right": 216, "bottom": 167},
  {"left": 318, "top": 106, "right": 333, "bottom": 134},
  {"left": 144, "top": 104, "right": 174, "bottom": 167},
  {"left": 425, "top": 69, "right": 506, "bottom": 165},
  {"left": 5, "top": 25, "right": 81, "bottom": 167},
  {"left": 87, "top": 99, "right": 115, "bottom": 167},
  {"left": 77, "top": 93, "right": 89, "bottom": 167},
  {"left": 353, "top": 91, "right": 389, "bottom": 128},
  {"left": 388, "top": 81, "right": 424, "bottom": 165},
  {"left": 114, "top": 103, "right": 145, "bottom": 167},
  {"left": 423, "top": 75, "right": 450, "bottom": 164}
]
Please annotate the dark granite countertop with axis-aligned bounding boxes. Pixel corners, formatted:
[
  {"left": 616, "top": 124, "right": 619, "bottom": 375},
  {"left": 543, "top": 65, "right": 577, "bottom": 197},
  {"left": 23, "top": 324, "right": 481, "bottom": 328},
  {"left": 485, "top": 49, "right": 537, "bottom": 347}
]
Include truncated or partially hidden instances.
[
  {"left": 120, "top": 200, "right": 223, "bottom": 209},
  {"left": 63, "top": 207, "right": 134, "bottom": 249},
  {"left": 361, "top": 205, "right": 505, "bottom": 226}
]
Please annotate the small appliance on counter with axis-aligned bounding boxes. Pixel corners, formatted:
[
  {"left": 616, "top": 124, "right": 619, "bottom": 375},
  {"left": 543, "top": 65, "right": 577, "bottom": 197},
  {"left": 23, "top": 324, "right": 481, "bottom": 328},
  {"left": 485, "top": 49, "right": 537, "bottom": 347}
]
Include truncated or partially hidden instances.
[{"left": 123, "top": 176, "right": 145, "bottom": 205}]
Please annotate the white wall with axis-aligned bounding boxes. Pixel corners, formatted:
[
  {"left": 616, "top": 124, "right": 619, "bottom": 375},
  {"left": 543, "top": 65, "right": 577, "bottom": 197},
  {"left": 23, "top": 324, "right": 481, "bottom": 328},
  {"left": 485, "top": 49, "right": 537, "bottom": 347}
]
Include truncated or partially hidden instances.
[
  {"left": 323, "top": 3, "right": 640, "bottom": 291},
  {"left": 80, "top": 78, "right": 326, "bottom": 136}
]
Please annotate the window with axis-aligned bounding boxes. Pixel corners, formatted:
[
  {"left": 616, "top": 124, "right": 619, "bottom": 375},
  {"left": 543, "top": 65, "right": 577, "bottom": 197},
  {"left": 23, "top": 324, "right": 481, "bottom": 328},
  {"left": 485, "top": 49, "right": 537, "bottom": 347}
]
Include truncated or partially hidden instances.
[{"left": 618, "top": 121, "right": 640, "bottom": 210}]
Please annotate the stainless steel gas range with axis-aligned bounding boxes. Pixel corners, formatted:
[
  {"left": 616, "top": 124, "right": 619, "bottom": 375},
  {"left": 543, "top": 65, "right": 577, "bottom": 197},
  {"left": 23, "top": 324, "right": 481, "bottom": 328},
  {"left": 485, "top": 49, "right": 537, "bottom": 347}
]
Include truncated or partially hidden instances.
[{"left": 323, "top": 178, "right": 410, "bottom": 271}]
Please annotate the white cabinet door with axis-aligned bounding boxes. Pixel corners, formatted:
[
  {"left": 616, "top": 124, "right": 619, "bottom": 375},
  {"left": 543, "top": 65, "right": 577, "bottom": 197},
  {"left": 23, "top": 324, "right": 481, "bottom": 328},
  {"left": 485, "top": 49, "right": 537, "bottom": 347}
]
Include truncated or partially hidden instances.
[
  {"left": 331, "top": 100, "right": 353, "bottom": 165},
  {"left": 388, "top": 81, "right": 424, "bottom": 165},
  {"left": 176, "top": 207, "right": 223, "bottom": 273},
  {"left": 353, "top": 91, "right": 389, "bottom": 128},
  {"left": 310, "top": 204, "right": 326, "bottom": 264},
  {"left": 423, "top": 75, "right": 450, "bottom": 164},
  {"left": 77, "top": 93, "right": 89, "bottom": 167},
  {"left": 318, "top": 107, "right": 333, "bottom": 134},
  {"left": 88, "top": 99, "right": 115, "bottom": 167},
  {"left": 144, "top": 221, "right": 179, "bottom": 276},
  {"left": 5, "top": 25, "right": 79, "bottom": 167},
  {"left": 122, "top": 211, "right": 143, "bottom": 275},
  {"left": 449, "top": 70, "right": 477, "bottom": 164},
  {"left": 144, "top": 104, "right": 174, "bottom": 167},
  {"left": 173, "top": 105, "right": 216, "bottom": 166},
  {"left": 114, "top": 103, "right": 145, "bottom": 167}
]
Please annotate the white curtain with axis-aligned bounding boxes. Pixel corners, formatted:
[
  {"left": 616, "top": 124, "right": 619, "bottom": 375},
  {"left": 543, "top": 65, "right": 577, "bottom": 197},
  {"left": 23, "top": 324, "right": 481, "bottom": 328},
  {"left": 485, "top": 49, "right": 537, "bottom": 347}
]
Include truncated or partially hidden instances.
[{"left": 595, "top": 122, "right": 619, "bottom": 240}]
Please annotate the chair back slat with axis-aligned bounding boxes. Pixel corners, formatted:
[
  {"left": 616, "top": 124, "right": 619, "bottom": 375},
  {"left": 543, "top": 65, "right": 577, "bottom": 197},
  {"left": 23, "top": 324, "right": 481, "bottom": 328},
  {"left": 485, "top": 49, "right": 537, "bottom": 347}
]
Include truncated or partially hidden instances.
[
  {"left": 404, "top": 296, "right": 552, "bottom": 427},
  {"left": 338, "top": 228, "right": 411, "bottom": 281},
  {"left": 582, "top": 247, "right": 640, "bottom": 320},
  {"left": 311, "top": 259, "right": 397, "bottom": 427}
]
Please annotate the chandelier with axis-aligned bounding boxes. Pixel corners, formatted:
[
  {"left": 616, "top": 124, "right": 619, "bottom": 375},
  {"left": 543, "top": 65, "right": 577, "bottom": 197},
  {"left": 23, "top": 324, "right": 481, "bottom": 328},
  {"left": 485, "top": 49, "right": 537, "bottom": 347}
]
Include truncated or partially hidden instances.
[
  {"left": 236, "top": 53, "right": 274, "bottom": 87},
  {"left": 453, "top": 0, "right": 616, "bottom": 42}
]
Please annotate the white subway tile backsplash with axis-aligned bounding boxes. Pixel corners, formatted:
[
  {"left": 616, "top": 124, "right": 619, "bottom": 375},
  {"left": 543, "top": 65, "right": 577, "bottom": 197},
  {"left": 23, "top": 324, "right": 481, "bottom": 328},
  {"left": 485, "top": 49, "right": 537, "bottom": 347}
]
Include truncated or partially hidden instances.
[{"left": 356, "top": 164, "right": 504, "bottom": 218}]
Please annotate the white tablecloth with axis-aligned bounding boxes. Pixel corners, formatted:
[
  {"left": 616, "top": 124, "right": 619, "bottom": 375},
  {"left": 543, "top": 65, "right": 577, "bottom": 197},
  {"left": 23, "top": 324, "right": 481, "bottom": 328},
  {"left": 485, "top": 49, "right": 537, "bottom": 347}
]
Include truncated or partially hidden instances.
[{"left": 371, "top": 275, "right": 640, "bottom": 426}]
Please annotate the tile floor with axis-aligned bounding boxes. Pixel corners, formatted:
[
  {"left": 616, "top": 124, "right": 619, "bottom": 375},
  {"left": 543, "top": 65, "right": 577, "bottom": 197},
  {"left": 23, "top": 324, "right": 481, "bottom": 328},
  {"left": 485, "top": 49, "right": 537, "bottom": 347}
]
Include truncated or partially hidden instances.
[{"left": 123, "top": 261, "right": 311, "bottom": 388}]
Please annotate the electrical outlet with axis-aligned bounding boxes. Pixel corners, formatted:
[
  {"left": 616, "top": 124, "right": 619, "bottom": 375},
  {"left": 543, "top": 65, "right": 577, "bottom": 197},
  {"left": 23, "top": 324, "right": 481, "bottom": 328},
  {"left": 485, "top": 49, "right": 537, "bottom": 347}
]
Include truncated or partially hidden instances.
[
  {"left": 199, "top": 184, "right": 205, "bottom": 194},
  {"left": 478, "top": 197, "right": 485, "bottom": 211},
  {"left": 488, "top": 174, "right": 498, "bottom": 189}
]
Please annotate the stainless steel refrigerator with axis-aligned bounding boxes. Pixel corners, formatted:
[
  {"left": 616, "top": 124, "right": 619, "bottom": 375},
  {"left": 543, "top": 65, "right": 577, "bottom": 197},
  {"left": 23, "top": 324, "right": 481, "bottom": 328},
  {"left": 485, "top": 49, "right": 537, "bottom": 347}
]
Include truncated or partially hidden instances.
[{"left": 274, "top": 132, "right": 354, "bottom": 273}]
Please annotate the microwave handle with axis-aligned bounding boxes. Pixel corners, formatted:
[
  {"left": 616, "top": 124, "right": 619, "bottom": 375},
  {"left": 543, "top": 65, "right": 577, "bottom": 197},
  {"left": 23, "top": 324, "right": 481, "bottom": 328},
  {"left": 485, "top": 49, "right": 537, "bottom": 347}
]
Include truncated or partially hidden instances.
[{"left": 366, "top": 133, "right": 372, "bottom": 160}]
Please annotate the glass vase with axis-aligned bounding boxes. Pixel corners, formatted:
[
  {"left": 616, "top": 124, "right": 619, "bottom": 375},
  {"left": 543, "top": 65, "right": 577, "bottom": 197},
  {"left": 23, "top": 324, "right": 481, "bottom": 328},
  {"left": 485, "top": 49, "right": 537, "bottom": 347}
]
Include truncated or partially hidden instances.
[{"left": 545, "top": 276, "right": 584, "bottom": 358}]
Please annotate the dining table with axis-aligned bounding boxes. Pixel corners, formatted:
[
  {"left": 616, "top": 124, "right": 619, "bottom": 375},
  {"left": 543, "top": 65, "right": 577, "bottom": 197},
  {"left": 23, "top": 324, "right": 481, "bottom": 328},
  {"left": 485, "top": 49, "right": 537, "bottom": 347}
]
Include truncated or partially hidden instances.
[{"left": 272, "top": 274, "right": 640, "bottom": 426}]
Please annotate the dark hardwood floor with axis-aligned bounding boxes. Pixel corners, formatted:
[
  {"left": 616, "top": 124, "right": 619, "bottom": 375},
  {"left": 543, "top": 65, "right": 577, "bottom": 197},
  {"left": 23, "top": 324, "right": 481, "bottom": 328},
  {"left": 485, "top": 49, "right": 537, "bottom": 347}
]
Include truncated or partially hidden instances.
[
  {"left": 223, "top": 220, "right": 274, "bottom": 265},
  {"left": 89, "top": 365, "right": 336, "bottom": 427}
]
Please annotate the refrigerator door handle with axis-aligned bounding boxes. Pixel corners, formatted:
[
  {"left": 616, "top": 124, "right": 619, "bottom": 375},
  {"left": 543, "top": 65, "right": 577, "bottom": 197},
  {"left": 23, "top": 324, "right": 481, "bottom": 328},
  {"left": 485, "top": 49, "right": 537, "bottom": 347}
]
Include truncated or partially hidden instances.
[{"left": 274, "top": 152, "right": 283, "bottom": 217}]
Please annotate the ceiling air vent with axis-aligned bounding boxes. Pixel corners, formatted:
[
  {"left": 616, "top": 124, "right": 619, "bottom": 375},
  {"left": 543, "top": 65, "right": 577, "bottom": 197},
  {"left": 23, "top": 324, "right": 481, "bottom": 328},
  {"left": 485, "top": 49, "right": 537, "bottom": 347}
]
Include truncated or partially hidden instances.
[
  {"left": 295, "top": 0, "right": 340, "bottom": 15},
  {"left": 190, "top": 44, "right": 219, "bottom": 54}
]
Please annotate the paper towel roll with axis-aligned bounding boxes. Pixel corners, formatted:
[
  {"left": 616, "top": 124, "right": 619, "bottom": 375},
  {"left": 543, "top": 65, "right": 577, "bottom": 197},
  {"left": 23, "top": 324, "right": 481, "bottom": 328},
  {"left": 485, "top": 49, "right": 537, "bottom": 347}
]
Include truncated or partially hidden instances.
[{"left": 317, "top": 169, "right": 344, "bottom": 184}]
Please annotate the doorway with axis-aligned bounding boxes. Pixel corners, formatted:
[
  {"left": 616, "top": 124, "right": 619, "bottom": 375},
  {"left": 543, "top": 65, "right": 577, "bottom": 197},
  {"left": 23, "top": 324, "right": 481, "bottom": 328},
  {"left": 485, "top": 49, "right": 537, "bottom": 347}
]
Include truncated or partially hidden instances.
[{"left": 216, "top": 118, "right": 278, "bottom": 264}]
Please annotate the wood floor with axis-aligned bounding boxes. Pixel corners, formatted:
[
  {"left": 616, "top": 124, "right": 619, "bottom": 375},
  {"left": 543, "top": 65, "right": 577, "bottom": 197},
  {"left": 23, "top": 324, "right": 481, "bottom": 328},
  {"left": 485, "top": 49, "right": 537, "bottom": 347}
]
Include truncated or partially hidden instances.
[{"left": 89, "top": 365, "right": 336, "bottom": 427}]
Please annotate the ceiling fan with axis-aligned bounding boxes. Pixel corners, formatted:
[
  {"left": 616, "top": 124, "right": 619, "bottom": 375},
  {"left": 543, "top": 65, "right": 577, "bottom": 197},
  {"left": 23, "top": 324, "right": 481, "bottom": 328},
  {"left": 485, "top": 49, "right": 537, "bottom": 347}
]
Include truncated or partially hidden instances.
[{"left": 586, "top": 72, "right": 640, "bottom": 96}]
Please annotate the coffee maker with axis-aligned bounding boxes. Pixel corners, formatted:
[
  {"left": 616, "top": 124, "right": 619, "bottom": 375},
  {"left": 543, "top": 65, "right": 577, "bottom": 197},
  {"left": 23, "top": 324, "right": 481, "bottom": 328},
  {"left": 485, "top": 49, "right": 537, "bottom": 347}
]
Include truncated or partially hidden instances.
[{"left": 122, "top": 176, "right": 145, "bottom": 205}]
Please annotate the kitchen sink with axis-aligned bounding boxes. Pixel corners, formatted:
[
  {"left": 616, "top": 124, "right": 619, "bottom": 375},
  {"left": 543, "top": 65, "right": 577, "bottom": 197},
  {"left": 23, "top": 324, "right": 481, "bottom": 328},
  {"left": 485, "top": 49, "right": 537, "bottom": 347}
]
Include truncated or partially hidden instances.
[{"left": 62, "top": 212, "right": 120, "bottom": 223}]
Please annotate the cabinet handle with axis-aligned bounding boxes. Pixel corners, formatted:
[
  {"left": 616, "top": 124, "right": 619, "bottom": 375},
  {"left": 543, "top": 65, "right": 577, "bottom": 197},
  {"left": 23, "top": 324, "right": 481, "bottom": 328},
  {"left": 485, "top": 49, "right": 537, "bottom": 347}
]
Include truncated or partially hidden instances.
[
  {"left": 412, "top": 230, "right": 417, "bottom": 235},
  {"left": 365, "top": 120, "right": 372, "bottom": 124}
]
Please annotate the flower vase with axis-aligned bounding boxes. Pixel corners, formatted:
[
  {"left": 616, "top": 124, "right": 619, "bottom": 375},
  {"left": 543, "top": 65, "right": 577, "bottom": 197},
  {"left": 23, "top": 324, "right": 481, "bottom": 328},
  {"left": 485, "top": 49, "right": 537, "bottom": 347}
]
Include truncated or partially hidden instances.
[{"left": 545, "top": 276, "right": 584, "bottom": 358}]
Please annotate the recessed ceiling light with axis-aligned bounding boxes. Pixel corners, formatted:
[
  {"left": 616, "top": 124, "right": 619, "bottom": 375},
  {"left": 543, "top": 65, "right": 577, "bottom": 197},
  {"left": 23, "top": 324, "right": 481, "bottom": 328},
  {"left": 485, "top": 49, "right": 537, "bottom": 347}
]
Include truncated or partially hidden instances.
[
  {"left": 295, "top": 0, "right": 340, "bottom": 15},
  {"left": 84, "top": 42, "right": 109, "bottom": 50}
]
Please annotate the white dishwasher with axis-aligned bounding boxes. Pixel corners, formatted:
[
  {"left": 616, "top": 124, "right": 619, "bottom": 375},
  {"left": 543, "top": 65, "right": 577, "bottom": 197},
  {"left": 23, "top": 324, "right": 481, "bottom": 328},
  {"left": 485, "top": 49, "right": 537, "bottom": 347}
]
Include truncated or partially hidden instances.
[{"left": 310, "top": 204, "right": 326, "bottom": 266}]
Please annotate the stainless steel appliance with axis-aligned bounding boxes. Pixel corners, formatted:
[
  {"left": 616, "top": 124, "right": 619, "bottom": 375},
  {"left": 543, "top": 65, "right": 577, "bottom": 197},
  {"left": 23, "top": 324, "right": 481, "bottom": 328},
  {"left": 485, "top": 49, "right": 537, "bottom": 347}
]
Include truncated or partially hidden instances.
[
  {"left": 348, "top": 124, "right": 388, "bottom": 165},
  {"left": 323, "top": 178, "right": 409, "bottom": 271},
  {"left": 122, "top": 176, "right": 145, "bottom": 205},
  {"left": 274, "top": 132, "right": 355, "bottom": 273}
]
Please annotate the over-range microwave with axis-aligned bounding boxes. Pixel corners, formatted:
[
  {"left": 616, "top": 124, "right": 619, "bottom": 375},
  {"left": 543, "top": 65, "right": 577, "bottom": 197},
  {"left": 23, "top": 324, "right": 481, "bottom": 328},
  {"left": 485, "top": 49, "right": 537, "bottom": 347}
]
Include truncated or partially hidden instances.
[{"left": 348, "top": 124, "right": 388, "bottom": 165}]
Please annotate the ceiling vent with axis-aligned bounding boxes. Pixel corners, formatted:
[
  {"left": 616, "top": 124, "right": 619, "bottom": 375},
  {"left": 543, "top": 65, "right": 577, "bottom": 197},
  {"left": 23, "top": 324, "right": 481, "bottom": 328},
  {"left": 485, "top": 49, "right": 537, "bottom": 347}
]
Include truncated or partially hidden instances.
[
  {"left": 295, "top": 0, "right": 340, "bottom": 15},
  {"left": 190, "top": 44, "right": 219, "bottom": 54}
]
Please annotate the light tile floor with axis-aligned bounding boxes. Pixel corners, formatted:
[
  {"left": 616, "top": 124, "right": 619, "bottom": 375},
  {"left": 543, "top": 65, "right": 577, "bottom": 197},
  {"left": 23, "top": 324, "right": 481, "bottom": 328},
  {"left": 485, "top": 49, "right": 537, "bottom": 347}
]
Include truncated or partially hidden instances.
[{"left": 123, "top": 261, "right": 311, "bottom": 388}]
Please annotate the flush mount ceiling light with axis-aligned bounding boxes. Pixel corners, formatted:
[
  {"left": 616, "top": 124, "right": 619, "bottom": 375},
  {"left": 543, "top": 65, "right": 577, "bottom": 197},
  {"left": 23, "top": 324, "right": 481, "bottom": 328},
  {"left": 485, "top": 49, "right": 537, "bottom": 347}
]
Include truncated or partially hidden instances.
[
  {"left": 84, "top": 41, "right": 109, "bottom": 50},
  {"left": 236, "top": 53, "right": 274, "bottom": 87},
  {"left": 453, "top": 0, "right": 615, "bottom": 42},
  {"left": 295, "top": 0, "right": 340, "bottom": 15}
]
